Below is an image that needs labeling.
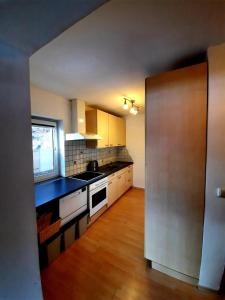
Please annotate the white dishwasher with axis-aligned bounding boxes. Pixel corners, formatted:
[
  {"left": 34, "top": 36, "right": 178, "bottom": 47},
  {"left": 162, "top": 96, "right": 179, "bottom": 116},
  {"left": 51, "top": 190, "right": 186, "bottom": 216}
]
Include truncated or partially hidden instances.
[{"left": 59, "top": 187, "right": 87, "bottom": 226}]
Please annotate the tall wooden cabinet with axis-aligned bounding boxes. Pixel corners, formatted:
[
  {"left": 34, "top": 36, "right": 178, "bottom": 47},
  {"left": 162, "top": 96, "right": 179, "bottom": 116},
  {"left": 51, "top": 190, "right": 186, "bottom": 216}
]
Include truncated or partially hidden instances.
[{"left": 145, "top": 63, "right": 207, "bottom": 284}]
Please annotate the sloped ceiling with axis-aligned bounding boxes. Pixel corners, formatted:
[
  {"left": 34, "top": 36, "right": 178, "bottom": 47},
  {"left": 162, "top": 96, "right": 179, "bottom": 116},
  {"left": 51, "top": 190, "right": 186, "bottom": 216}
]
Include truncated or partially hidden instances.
[
  {"left": 0, "top": 0, "right": 108, "bottom": 55},
  {"left": 30, "top": 0, "right": 225, "bottom": 115}
]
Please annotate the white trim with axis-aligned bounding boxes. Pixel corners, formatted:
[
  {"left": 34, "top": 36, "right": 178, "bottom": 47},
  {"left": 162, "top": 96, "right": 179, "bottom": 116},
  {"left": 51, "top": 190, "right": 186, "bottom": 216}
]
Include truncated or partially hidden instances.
[{"left": 32, "top": 118, "right": 57, "bottom": 127}]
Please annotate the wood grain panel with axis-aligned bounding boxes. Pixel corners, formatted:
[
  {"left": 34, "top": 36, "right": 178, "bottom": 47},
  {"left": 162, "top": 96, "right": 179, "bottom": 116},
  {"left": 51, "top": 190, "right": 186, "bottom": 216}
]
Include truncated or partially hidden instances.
[
  {"left": 97, "top": 109, "right": 109, "bottom": 148},
  {"left": 145, "top": 63, "right": 207, "bottom": 279},
  {"left": 108, "top": 114, "right": 118, "bottom": 147},
  {"left": 86, "top": 109, "right": 109, "bottom": 148},
  {"left": 108, "top": 176, "right": 118, "bottom": 207},
  {"left": 117, "top": 117, "right": 126, "bottom": 146},
  {"left": 86, "top": 109, "right": 97, "bottom": 133}
]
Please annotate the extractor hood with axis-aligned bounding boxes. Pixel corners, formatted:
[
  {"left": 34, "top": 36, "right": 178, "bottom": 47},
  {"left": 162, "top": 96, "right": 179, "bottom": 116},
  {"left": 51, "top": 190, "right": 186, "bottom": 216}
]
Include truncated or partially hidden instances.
[{"left": 65, "top": 99, "right": 102, "bottom": 141}]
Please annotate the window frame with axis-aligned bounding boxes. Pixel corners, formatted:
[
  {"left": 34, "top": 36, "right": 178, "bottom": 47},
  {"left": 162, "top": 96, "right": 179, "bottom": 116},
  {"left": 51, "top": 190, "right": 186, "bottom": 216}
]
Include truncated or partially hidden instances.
[{"left": 32, "top": 118, "right": 59, "bottom": 182}]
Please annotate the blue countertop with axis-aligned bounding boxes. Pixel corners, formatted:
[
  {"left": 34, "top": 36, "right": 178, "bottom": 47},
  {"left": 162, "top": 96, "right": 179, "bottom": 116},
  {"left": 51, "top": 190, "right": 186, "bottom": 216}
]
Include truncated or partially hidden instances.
[
  {"left": 35, "top": 161, "right": 133, "bottom": 208},
  {"left": 35, "top": 177, "right": 88, "bottom": 208}
]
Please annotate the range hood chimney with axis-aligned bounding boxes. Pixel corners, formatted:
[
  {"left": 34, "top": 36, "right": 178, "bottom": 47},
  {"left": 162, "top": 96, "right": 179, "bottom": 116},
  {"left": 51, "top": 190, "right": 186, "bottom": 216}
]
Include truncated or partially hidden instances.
[{"left": 66, "top": 99, "right": 102, "bottom": 141}]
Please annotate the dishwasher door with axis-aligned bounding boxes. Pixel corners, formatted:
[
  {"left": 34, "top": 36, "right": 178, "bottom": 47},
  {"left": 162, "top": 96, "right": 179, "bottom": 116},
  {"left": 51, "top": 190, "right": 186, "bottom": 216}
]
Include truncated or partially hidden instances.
[{"left": 59, "top": 187, "right": 87, "bottom": 226}]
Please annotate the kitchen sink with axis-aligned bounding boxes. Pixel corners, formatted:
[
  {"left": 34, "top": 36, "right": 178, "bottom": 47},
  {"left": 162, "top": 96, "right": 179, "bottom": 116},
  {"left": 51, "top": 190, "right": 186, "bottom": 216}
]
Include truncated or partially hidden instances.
[{"left": 71, "top": 171, "right": 103, "bottom": 181}]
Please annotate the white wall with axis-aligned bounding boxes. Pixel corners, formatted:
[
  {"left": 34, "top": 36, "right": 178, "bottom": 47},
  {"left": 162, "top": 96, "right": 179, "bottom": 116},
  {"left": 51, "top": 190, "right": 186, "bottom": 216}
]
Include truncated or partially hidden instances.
[
  {"left": 199, "top": 43, "right": 225, "bottom": 290},
  {"left": 126, "top": 113, "right": 145, "bottom": 188},
  {"left": 30, "top": 84, "right": 71, "bottom": 133},
  {"left": 0, "top": 43, "right": 42, "bottom": 299}
]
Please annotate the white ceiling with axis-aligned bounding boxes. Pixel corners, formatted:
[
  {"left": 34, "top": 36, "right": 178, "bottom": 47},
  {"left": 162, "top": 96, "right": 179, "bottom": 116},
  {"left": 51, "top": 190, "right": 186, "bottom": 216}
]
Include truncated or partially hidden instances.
[{"left": 30, "top": 0, "right": 225, "bottom": 116}]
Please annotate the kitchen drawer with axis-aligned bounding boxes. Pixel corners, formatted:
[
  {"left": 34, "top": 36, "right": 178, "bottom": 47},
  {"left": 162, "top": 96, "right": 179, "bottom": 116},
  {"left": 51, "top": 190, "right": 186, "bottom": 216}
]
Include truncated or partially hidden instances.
[
  {"left": 108, "top": 172, "right": 116, "bottom": 180},
  {"left": 108, "top": 165, "right": 133, "bottom": 179},
  {"left": 116, "top": 168, "right": 127, "bottom": 177},
  {"left": 127, "top": 165, "right": 133, "bottom": 173}
]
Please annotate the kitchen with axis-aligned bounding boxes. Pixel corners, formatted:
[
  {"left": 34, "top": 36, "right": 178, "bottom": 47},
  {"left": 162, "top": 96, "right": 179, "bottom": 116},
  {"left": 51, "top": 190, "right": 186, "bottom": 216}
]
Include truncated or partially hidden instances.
[
  {"left": 34, "top": 97, "right": 135, "bottom": 268},
  {"left": 1, "top": 1, "right": 225, "bottom": 300}
]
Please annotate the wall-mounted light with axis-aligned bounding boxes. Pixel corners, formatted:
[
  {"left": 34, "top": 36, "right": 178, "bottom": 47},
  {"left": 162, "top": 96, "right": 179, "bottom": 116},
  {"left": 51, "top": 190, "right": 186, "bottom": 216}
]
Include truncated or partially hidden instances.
[{"left": 122, "top": 97, "right": 139, "bottom": 115}]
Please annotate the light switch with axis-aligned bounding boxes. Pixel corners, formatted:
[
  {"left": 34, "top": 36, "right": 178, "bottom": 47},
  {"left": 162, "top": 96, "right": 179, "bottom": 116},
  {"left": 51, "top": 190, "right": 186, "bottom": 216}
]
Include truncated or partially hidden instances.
[{"left": 216, "top": 188, "right": 225, "bottom": 198}]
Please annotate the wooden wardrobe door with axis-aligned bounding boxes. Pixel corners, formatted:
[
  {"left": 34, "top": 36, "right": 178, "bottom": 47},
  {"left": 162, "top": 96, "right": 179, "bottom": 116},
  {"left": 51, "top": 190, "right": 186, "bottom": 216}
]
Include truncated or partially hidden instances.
[{"left": 145, "top": 63, "right": 207, "bottom": 280}]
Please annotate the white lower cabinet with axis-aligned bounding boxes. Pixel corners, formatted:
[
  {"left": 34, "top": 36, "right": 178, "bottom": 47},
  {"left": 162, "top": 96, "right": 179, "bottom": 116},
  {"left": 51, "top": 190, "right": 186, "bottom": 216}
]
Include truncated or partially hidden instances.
[
  {"left": 59, "top": 188, "right": 87, "bottom": 226},
  {"left": 108, "top": 165, "right": 133, "bottom": 208},
  {"left": 108, "top": 176, "right": 118, "bottom": 207}
]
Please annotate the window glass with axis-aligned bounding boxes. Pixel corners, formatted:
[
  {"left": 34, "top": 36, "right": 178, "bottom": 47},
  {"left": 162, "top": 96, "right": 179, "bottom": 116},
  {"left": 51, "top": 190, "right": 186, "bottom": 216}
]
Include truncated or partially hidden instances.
[{"left": 32, "top": 119, "right": 59, "bottom": 181}]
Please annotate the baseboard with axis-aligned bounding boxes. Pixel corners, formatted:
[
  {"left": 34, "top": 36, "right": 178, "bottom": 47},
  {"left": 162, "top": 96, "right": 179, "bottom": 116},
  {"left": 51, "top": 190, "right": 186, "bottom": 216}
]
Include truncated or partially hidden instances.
[
  {"left": 88, "top": 205, "right": 107, "bottom": 226},
  {"left": 152, "top": 261, "right": 199, "bottom": 286},
  {"left": 133, "top": 186, "right": 145, "bottom": 191},
  {"left": 198, "top": 285, "right": 219, "bottom": 293}
]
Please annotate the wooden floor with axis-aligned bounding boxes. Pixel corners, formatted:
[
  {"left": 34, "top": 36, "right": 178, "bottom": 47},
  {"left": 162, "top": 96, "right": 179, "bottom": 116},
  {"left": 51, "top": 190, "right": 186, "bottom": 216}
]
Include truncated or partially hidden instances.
[{"left": 41, "top": 188, "right": 222, "bottom": 300}]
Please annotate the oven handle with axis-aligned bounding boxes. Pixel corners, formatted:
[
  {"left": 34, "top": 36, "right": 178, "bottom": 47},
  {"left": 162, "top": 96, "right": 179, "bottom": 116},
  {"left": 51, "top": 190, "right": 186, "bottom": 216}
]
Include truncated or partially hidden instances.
[
  {"left": 90, "top": 183, "right": 108, "bottom": 194},
  {"left": 90, "top": 180, "right": 108, "bottom": 189},
  {"left": 90, "top": 180, "right": 108, "bottom": 188}
]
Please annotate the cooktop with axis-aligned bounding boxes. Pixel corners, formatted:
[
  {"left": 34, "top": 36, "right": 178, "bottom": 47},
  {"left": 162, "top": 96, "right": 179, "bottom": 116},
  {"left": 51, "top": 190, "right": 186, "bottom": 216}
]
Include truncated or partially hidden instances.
[{"left": 71, "top": 171, "right": 103, "bottom": 181}]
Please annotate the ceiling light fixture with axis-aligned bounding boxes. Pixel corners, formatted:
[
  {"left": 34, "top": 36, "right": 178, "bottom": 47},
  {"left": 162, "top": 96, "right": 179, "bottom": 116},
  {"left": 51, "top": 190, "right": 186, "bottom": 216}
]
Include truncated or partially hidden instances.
[
  {"left": 130, "top": 101, "right": 136, "bottom": 114},
  {"left": 130, "top": 107, "right": 138, "bottom": 115},
  {"left": 123, "top": 98, "right": 128, "bottom": 110},
  {"left": 123, "top": 97, "right": 139, "bottom": 115}
]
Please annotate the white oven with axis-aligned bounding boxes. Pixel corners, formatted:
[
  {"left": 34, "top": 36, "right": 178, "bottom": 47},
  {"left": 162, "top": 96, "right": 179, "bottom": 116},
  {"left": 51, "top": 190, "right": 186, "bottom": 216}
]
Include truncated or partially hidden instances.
[{"left": 89, "top": 177, "right": 108, "bottom": 216}]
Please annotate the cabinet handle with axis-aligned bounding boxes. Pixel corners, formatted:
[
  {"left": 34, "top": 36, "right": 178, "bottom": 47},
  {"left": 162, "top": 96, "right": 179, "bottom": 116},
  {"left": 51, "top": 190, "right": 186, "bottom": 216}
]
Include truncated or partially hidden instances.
[
  {"left": 105, "top": 144, "right": 109, "bottom": 147},
  {"left": 110, "top": 144, "right": 113, "bottom": 146},
  {"left": 117, "top": 144, "right": 121, "bottom": 146}
]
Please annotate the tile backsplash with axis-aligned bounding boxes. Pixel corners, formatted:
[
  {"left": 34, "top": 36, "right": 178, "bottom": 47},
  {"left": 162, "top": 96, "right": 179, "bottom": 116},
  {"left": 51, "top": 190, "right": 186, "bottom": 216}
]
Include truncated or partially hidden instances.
[{"left": 64, "top": 140, "right": 132, "bottom": 176}]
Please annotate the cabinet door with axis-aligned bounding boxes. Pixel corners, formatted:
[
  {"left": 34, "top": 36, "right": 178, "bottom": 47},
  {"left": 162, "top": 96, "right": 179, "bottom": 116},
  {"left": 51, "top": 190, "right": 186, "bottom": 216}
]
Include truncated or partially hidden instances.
[
  {"left": 145, "top": 63, "right": 207, "bottom": 279},
  {"left": 109, "top": 115, "right": 126, "bottom": 147},
  {"left": 108, "top": 177, "right": 118, "bottom": 207},
  {"left": 117, "top": 174, "right": 123, "bottom": 198},
  {"left": 129, "top": 165, "right": 133, "bottom": 187},
  {"left": 97, "top": 110, "right": 109, "bottom": 148},
  {"left": 125, "top": 165, "right": 133, "bottom": 190},
  {"left": 108, "top": 114, "right": 118, "bottom": 147},
  {"left": 117, "top": 171, "right": 127, "bottom": 198},
  {"left": 117, "top": 117, "right": 126, "bottom": 146}
]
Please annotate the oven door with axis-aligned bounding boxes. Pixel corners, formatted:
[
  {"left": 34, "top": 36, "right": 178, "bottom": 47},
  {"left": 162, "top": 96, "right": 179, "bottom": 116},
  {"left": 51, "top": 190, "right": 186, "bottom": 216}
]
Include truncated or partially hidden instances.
[{"left": 89, "top": 183, "right": 108, "bottom": 216}]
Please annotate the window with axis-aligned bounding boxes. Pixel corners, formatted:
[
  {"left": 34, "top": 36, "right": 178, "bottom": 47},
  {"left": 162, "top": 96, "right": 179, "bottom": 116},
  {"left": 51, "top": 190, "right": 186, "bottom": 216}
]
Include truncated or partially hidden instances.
[{"left": 32, "top": 118, "right": 59, "bottom": 181}]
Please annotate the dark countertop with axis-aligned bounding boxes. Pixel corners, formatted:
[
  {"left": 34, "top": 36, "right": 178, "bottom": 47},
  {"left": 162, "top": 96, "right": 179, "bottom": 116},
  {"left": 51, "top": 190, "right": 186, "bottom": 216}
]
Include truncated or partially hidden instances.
[
  {"left": 98, "top": 161, "right": 133, "bottom": 175},
  {"left": 35, "top": 161, "right": 133, "bottom": 208}
]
